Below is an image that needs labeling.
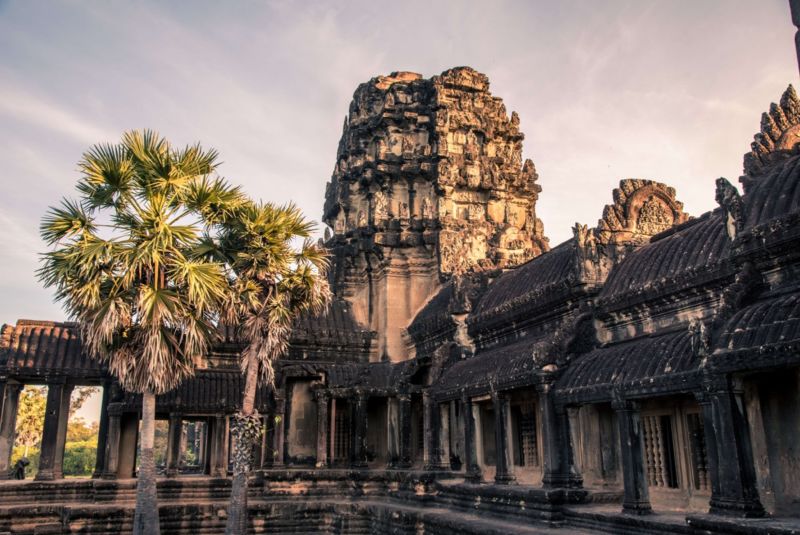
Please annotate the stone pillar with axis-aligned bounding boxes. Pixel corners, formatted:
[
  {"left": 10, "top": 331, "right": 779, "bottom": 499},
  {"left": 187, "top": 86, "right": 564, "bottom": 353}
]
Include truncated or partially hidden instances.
[
  {"left": 536, "top": 372, "right": 582, "bottom": 488},
  {"left": 209, "top": 414, "right": 228, "bottom": 477},
  {"left": 261, "top": 409, "right": 274, "bottom": 468},
  {"left": 700, "top": 376, "right": 765, "bottom": 517},
  {"left": 397, "top": 393, "right": 412, "bottom": 468},
  {"left": 351, "top": 391, "right": 368, "bottom": 468},
  {"left": 117, "top": 413, "right": 139, "bottom": 478},
  {"left": 272, "top": 397, "right": 285, "bottom": 468},
  {"left": 37, "top": 381, "right": 74, "bottom": 480},
  {"left": 422, "top": 391, "right": 435, "bottom": 470},
  {"left": 315, "top": 391, "right": 329, "bottom": 468},
  {"left": 613, "top": 398, "right": 652, "bottom": 515},
  {"left": 791, "top": 0, "right": 800, "bottom": 77},
  {"left": 462, "top": 394, "right": 481, "bottom": 482},
  {"left": 102, "top": 402, "right": 123, "bottom": 479},
  {"left": 0, "top": 382, "right": 22, "bottom": 479},
  {"left": 92, "top": 383, "right": 111, "bottom": 478},
  {"left": 493, "top": 392, "right": 516, "bottom": 484},
  {"left": 439, "top": 403, "right": 451, "bottom": 470},
  {"left": 329, "top": 397, "right": 337, "bottom": 464},
  {"left": 165, "top": 413, "right": 182, "bottom": 478}
]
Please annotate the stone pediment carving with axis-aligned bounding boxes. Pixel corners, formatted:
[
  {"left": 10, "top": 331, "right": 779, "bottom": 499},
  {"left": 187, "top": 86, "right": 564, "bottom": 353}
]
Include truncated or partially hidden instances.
[
  {"left": 596, "top": 179, "right": 690, "bottom": 244},
  {"left": 742, "top": 84, "right": 800, "bottom": 186}
]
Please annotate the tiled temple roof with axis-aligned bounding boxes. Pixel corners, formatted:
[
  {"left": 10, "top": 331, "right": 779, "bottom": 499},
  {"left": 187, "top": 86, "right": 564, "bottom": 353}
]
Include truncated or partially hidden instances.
[
  {"left": 326, "top": 360, "right": 416, "bottom": 393},
  {"left": 467, "top": 243, "right": 577, "bottom": 338},
  {"left": 286, "top": 298, "right": 375, "bottom": 362},
  {"left": 710, "top": 289, "right": 800, "bottom": 375},
  {"left": 121, "top": 369, "right": 271, "bottom": 413},
  {"left": 405, "top": 282, "right": 455, "bottom": 346},
  {"left": 556, "top": 330, "right": 699, "bottom": 404},
  {"left": 433, "top": 335, "right": 549, "bottom": 401},
  {"left": 598, "top": 211, "right": 732, "bottom": 310},
  {"left": 742, "top": 153, "right": 800, "bottom": 230},
  {"left": 0, "top": 320, "right": 105, "bottom": 379}
]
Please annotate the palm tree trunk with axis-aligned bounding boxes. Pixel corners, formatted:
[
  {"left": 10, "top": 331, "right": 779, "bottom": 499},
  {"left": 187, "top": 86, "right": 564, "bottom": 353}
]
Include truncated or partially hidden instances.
[
  {"left": 225, "top": 354, "right": 259, "bottom": 535},
  {"left": 133, "top": 390, "right": 160, "bottom": 535}
]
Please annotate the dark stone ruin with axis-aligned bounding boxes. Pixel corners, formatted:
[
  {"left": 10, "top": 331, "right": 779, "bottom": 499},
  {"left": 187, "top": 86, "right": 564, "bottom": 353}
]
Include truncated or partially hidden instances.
[{"left": 3, "top": 53, "right": 800, "bottom": 535}]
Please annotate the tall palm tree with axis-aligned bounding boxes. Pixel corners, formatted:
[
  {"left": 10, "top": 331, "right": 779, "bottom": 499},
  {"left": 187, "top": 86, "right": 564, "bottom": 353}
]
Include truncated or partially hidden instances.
[
  {"left": 39, "top": 130, "right": 244, "bottom": 535},
  {"left": 205, "top": 202, "right": 330, "bottom": 535}
]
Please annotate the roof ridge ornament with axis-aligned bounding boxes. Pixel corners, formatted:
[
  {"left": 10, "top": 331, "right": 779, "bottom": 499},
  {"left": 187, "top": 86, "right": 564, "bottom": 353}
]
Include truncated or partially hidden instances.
[
  {"left": 715, "top": 177, "right": 745, "bottom": 240},
  {"left": 742, "top": 84, "right": 800, "bottom": 186}
]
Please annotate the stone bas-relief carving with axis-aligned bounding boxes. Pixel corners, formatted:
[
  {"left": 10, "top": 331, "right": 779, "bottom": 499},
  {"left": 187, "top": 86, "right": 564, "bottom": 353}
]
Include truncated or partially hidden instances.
[
  {"left": 323, "top": 67, "right": 550, "bottom": 361},
  {"left": 323, "top": 66, "right": 549, "bottom": 275}
]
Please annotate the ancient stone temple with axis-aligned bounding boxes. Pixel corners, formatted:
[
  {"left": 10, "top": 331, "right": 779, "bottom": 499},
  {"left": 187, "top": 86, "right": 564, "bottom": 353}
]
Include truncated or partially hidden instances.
[{"left": 2, "top": 65, "right": 800, "bottom": 534}]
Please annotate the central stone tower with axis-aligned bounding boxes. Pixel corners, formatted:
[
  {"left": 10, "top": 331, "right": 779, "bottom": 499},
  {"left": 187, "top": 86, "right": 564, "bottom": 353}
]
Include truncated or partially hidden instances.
[{"left": 323, "top": 67, "right": 549, "bottom": 362}]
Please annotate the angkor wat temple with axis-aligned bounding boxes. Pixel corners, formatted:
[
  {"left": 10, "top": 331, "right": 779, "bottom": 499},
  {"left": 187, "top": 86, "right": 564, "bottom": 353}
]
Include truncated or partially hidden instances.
[{"left": 2, "top": 63, "right": 800, "bottom": 534}]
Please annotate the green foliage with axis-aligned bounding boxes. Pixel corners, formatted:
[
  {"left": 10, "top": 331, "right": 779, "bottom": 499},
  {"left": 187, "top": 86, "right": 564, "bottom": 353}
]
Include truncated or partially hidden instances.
[
  {"left": 14, "top": 386, "right": 47, "bottom": 456},
  {"left": 38, "top": 130, "right": 246, "bottom": 395},
  {"left": 62, "top": 439, "right": 97, "bottom": 476}
]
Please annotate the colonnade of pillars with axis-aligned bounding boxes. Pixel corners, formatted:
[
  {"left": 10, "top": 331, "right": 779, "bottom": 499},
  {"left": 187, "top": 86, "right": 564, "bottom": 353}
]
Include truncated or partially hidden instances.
[{"left": 0, "top": 373, "right": 769, "bottom": 518}]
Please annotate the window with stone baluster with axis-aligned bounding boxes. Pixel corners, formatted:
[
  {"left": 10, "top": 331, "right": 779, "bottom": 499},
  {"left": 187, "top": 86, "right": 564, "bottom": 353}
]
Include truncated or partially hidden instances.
[{"left": 642, "top": 413, "right": 679, "bottom": 489}]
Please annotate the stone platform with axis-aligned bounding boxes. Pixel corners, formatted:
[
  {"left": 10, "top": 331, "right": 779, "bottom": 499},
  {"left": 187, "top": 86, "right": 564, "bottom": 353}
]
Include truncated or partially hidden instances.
[{"left": 0, "top": 471, "right": 798, "bottom": 534}]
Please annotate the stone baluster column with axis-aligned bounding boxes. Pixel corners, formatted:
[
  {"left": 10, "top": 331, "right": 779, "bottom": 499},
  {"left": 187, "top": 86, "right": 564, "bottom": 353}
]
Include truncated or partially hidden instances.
[
  {"left": 536, "top": 371, "right": 582, "bottom": 488},
  {"left": 461, "top": 394, "right": 481, "bottom": 483},
  {"left": 37, "top": 380, "right": 74, "bottom": 480},
  {"left": 165, "top": 412, "right": 182, "bottom": 478},
  {"left": 493, "top": 392, "right": 516, "bottom": 484},
  {"left": 315, "top": 390, "right": 329, "bottom": 468},
  {"left": 272, "top": 397, "right": 286, "bottom": 468},
  {"left": 612, "top": 397, "right": 652, "bottom": 515},
  {"left": 92, "top": 382, "right": 112, "bottom": 478},
  {"left": 700, "top": 375, "right": 765, "bottom": 517},
  {"left": 0, "top": 382, "right": 23, "bottom": 479},
  {"left": 351, "top": 390, "right": 368, "bottom": 468},
  {"left": 397, "top": 393, "right": 412, "bottom": 468},
  {"left": 102, "top": 402, "right": 123, "bottom": 478}
]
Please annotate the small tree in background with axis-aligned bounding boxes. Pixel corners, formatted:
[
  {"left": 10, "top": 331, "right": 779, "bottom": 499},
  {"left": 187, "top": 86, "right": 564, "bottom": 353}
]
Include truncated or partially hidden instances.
[
  {"left": 14, "top": 386, "right": 47, "bottom": 459},
  {"left": 39, "top": 130, "right": 244, "bottom": 535}
]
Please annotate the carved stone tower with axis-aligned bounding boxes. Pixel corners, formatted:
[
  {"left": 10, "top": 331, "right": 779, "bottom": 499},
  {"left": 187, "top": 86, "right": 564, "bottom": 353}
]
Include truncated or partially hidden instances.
[{"left": 323, "top": 67, "right": 549, "bottom": 362}]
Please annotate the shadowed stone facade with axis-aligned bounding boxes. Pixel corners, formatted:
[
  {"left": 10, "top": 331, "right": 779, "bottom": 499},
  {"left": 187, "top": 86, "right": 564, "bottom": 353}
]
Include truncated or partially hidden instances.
[{"left": 2, "top": 68, "right": 800, "bottom": 534}]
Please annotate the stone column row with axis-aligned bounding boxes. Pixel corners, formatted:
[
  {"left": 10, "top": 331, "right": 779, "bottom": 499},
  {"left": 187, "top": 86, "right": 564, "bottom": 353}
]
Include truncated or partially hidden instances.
[{"left": 0, "top": 381, "right": 22, "bottom": 479}]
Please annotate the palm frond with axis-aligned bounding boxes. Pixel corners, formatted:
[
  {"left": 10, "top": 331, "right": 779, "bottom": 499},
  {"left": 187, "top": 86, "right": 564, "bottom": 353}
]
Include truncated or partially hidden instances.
[{"left": 40, "top": 198, "right": 96, "bottom": 245}]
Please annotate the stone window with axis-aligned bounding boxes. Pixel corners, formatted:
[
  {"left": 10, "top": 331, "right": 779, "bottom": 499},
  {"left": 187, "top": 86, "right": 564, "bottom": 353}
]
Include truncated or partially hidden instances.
[
  {"left": 642, "top": 414, "right": 679, "bottom": 489},
  {"left": 512, "top": 402, "right": 538, "bottom": 467},
  {"left": 333, "top": 400, "right": 350, "bottom": 464}
]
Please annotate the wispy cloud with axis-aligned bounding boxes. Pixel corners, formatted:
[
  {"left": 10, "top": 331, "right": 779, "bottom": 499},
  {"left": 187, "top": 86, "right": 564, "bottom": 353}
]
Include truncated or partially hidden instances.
[{"left": 0, "top": 85, "right": 114, "bottom": 144}]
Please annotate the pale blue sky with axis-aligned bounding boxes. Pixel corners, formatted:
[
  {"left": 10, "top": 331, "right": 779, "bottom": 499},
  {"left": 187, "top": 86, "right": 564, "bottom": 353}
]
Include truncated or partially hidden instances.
[{"left": 0, "top": 0, "right": 797, "bottom": 331}]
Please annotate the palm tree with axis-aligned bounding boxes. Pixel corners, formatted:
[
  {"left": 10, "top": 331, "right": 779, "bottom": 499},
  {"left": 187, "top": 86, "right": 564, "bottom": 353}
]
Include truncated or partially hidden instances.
[
  {"left": 206, "top": 202, "right": 330, "bottom": 535},
  {"left": 39, "top": 130, "right": 244, "bottom": 535}
]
